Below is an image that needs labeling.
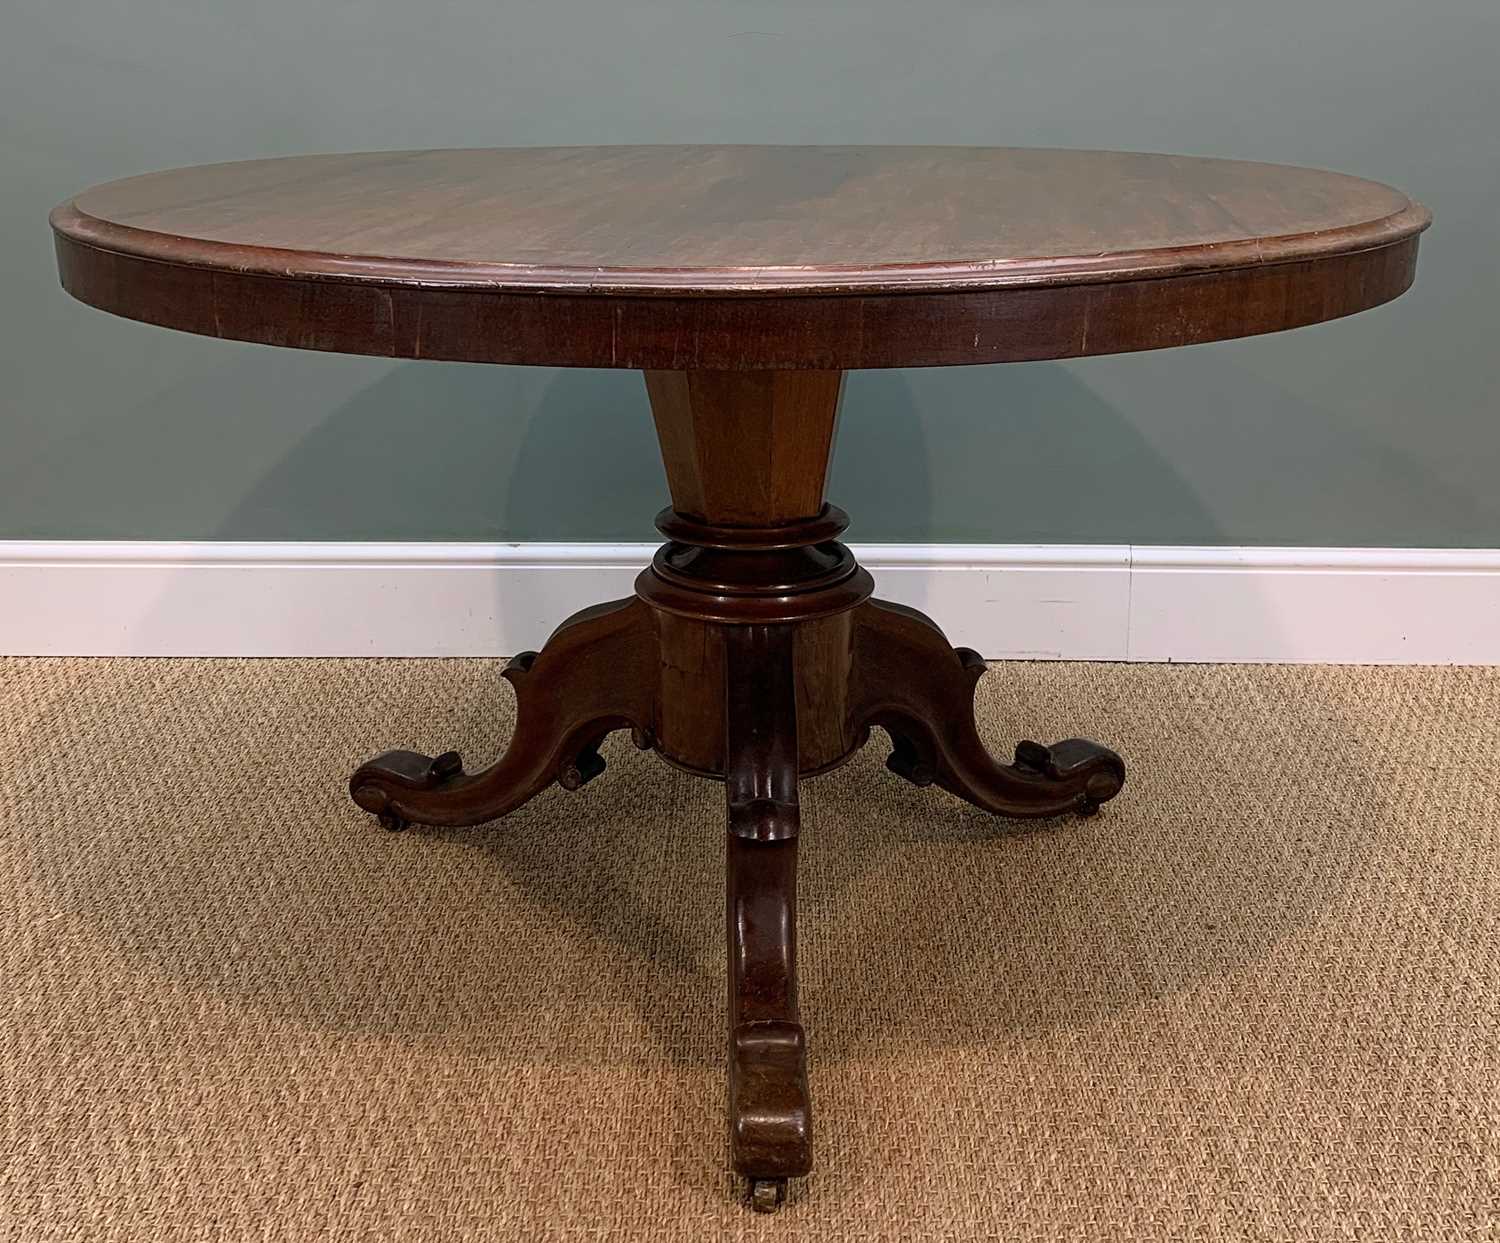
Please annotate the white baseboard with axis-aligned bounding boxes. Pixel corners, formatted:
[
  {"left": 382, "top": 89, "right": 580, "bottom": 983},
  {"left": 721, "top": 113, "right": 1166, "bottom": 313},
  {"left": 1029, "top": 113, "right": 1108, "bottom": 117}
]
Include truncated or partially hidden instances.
[{"left": 1, "top": 541, "right": 1497, "bottom": 663}]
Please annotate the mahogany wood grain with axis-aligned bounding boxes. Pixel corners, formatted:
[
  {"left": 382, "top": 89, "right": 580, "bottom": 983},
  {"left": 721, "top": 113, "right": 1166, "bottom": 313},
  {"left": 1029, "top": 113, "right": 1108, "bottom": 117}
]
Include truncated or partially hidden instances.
[
  {"left": 645, "top": 370, "right": 845, "bottom": 526},
  {"left": 51, "top": 145, "right": 1429, "bottom": 1212},
  {"left": 52, "top": 146, "right": 1428, "bottom": 370},
  {"left": 651, "top": 612, "right": 858, "bottom": 778},
  {"left": 55, "top": 146, "right": 1424, "bottom": 291},
  {"left": 725, "top": 626, "right": 810, "bottom": 1207},
  {"left": 349, "top": 597, "right": 659, "bottom": 829}
]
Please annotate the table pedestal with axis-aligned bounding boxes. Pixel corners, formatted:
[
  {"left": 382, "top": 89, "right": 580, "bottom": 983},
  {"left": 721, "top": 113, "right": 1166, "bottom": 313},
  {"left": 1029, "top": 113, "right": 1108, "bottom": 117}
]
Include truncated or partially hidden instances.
[{"left": 348, "top": 370, "right": 1126, "bottom": 1210}]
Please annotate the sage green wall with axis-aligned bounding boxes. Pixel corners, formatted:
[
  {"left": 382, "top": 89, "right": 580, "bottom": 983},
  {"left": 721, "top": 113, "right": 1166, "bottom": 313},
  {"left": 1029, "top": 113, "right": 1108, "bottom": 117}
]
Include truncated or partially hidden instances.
[{"left": 3, "top": 1, "right": 1496, "bottom": 545}]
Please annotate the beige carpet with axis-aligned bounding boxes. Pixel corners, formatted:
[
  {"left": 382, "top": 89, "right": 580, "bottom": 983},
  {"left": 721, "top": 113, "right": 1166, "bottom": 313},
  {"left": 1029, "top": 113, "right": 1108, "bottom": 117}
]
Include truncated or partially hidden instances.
[{"left": 2, "top": 657, "right": 1497, "bottom": 1241}]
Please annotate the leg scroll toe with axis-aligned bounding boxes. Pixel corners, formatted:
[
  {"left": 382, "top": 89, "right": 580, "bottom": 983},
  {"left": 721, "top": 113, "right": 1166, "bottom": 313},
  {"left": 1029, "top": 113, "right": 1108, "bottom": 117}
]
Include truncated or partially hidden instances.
[
  {"left": 728, "top": 835, "right": 812, "bottom": 1202},
  {"left": 347, "top": 597, "right": 659, "bottom": 829},
  {"left": 731, "top": 1015, "right": 812, "bottom": 1181},
  {"left": 725, "top": 626, "right": 812, "bottom": 1206},
  {"left": 852, "top": 598, "right": 1126, "bottom": 818},
  {"left": 1013, "top": 737, "right": 1126, "bottom": 813},
  {"left": 351, "top": 749, "right": 464, "bottom": 829}
]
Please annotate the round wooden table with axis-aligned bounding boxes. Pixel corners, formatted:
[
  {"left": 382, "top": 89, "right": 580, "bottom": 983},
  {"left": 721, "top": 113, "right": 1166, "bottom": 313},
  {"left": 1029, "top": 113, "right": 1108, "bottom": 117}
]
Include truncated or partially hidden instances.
[{"left": 52, "top": 146, "right": 1429, "bottom": 1211}]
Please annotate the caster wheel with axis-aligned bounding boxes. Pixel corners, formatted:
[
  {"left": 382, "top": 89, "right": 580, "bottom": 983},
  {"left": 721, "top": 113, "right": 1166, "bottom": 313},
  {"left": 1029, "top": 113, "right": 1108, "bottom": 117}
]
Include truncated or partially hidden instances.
[
  {"left": 376, "top": 810, "right": 409, "bottom": 832},
  {"left": 750, "top": 1179, "right": 786, "bottom": 1213}
]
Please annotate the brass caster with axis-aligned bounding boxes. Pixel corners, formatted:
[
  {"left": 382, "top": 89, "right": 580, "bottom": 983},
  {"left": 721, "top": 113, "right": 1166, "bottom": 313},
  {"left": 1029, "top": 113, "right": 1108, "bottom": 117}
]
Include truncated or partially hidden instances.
[
  {"left": 376, "top": 809, "right": 408, "bottom": 832},
  {"left": 750, "top": 1178, "right": 787, "bottom": 1213}
]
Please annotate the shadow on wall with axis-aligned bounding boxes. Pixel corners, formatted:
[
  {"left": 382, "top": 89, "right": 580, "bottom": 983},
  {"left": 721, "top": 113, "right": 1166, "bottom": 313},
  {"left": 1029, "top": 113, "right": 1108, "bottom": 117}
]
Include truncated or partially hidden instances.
[
  {"left": 93, "top": 356, "right": 1275, "bottom": 654},
  {"left": 833, "top": 363, "right": 1215, "bottom": 544},
  {"left": 206, "top": 357, "right": 1224, "bottom": 546},
  {"left": 202, "top": 362, "right": 669, "bottom": 543}
]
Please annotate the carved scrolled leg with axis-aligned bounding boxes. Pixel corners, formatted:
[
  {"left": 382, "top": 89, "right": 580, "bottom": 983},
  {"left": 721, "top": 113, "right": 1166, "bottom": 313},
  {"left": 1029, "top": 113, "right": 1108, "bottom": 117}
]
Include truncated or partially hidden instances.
[
  {"left": 851, "top": 598, "right": 1125, "bottom": 818},
  {"left": 724, "top": 625, "right": 811, "bottom": 1211},
  {"left": 349, "top": 597, "right": 658, "bottom": 828}
]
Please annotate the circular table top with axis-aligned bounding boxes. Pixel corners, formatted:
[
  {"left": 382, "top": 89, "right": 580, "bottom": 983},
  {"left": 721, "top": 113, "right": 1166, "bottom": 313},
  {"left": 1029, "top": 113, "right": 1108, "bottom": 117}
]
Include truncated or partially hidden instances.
[{"left": 52, "top": 145, "right": 1429, "bottom": 370}]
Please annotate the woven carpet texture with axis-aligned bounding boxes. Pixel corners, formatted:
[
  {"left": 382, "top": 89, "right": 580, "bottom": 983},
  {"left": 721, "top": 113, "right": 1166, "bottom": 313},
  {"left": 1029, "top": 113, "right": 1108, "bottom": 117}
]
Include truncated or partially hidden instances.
[{"left": 2, "top": 657, "right": 1497, "bottom": 1241}]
